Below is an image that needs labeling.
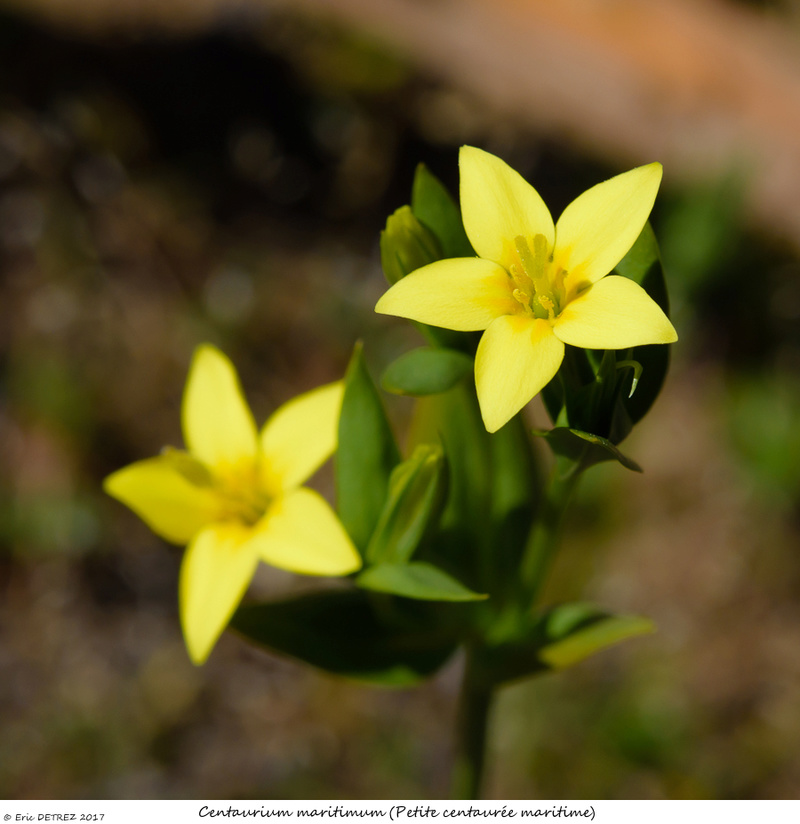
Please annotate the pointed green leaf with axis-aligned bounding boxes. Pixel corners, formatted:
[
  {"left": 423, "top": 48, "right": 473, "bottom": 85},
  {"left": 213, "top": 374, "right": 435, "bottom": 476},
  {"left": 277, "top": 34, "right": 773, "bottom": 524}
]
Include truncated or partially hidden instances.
[
  {"left": 379, "top": 205, "right": 466, "bottom": 350},
  {"left": 487, "top": 415, "right": 541, "bottom": 595},
  {"left": 532, "top": 426, "right": 642, "bottom": 474},
  {"left": 357, "top": 561, "right": 487, "bottom": 602},
  {"left": 538, "top": 606, "right": 655, "bottom": 670},
  {"left": 336, "top": 343, "right": 401, "bottom": 552},
  {"left": 380, "top": 205, "right": 441, "bottom": 286},
  {"left": 409, "top": 390, "right": 541, "bottom": 600},
  {"left": 477, "top": 602, "right": 655, "bottom": 684},
  {"left": 410, "top": 163, "right": 473, "bottom": 258},
  {"left": 231, "top": 589, "right": 456, "bottom": 686},
  {"left": 366, "top": 444, "right": 448, "bottom": 565},
  {"left": 613, "top": 222, "right": 672, "bottom": 426},
  {"left": 406, "top": 383, "right": 492, "bottom": 584},
  {"left": 381, "top": 346, "right": 473, "bottom": 396},
  {"left": 615, "top": 222, "right": 668, "bottom": 312}
]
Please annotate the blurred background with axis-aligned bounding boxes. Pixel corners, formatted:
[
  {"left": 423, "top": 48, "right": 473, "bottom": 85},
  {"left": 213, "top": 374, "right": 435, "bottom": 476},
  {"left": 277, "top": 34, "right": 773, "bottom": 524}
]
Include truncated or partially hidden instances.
[{"left": 2, "top": 0, "right": 800, "bottom": 800}]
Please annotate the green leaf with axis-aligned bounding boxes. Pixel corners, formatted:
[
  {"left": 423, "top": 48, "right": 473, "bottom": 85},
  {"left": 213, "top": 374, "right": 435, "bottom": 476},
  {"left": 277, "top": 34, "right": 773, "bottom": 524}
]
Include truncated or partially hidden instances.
[
  {"left": 532, "top": 426, "right": 642, "bottom": 474},
  {"left": 410, "top": 163, "right": 473, "bottom": 258},
  {"left": 336, "top": 343, "right": 401, "bottom": 552},
  {"left": 613, "top": 222, "right": 672, "bottom": 426},
  {"left": 379, "top": 165, "right": 473, "bottom": 351},
  {"left": 231, "top": 589, "right": 456, "bottom": 686},
  {"left": 357, "top": 561, "right": 487, "bottom": 602},
  {"left": 486, "top": 415, "right": 541, "bottom": 595},
  {"left": 366, "top": 444, "right": 448, "bottom": 565},
  {"left": 615, "top": 222, "right": 668, "bottom": 311},
  {"left": 477, "top": 602, "right": 655, "bottom": 684},
  {"left": 408, "top": 389, "right": 541, "bottom": 600},
  {"left": 538, "top": 604, "right": 655, "bottom": 670},
  {"left": 406, "top": 383, "right": 492, "bottom": 585},
  {"left": 541, "top": 377, "right": 565, "bottom": 426},
  {"left": 378, "top": 206, "right": 465, "bottom": 350},
  {"left": 380, "top": 205, "right": 441, "bottom": 286},
  {"left": 381, "top": 346, "right": 473, "bottom": 396}
]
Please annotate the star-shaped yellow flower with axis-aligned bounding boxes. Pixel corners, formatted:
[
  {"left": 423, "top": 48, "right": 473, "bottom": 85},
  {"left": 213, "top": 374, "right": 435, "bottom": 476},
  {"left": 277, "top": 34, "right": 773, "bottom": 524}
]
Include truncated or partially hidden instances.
[
  {"left": 104, "top": 344, "right": 361, "bottom": 664},
  {"left": 376, "top": 146, "right": 678, "bottom": 432}
]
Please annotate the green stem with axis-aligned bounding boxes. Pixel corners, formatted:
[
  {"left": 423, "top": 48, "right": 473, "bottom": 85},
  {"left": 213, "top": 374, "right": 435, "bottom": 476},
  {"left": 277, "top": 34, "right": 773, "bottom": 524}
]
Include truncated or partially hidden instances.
[
  {"left": 519, "top": 461, "right": 580, "bottom": 609},
  {"left": 451, "top": 645, "right": 494, "bottom": 800}
]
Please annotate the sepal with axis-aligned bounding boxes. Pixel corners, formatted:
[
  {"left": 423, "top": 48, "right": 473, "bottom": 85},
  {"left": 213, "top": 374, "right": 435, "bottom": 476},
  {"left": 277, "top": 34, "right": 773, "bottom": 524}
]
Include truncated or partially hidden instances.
[
  {"left": 160, "top": 447, "right": 214, "bottom": 487},
  {"left": 532, "top": 427, "right": 642, "bottom": 475},
  {"left": 410, "top": 163, "right": 473, "bottom": 259},
  {"left": 380, "top": 205, "right": 441, "bottom": 286},
  {"left": 380, "top": 164, "right": 473, "bottom": 350}
]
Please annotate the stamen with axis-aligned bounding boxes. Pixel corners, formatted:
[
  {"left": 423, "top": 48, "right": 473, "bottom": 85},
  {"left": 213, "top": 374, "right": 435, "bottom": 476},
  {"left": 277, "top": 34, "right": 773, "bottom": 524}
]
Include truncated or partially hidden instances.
[
  {"left": 509, "top": 263, "right": 533, "bottom": 292},
  {"left": 536, "top": 293, "right": 556, "bottom": 319},
  {"left": 512, "top": 288, "right": 533, "bottom": 314},
  {"left": 511, "top": 233, "right": 564, "bottom": 321}
]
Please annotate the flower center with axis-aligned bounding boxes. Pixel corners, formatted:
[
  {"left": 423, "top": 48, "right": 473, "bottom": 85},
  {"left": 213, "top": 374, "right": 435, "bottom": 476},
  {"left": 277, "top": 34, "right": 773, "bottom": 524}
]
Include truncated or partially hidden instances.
[
  {"left": 215, "top": 465, "right": 272, "bottom": 527},
  {"left": 508, "top": 234, "right": 568, "bottom": 321}
]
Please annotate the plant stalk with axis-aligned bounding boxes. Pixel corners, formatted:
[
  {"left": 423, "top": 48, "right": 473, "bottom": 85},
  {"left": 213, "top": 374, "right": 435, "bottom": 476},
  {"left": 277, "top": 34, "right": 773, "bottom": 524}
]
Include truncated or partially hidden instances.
[
  {"left": 451, "top": 645, "right": 494, "bottom": 800},
  {"left": 519, "top": 462, "right": 580, "bottom": 608}
]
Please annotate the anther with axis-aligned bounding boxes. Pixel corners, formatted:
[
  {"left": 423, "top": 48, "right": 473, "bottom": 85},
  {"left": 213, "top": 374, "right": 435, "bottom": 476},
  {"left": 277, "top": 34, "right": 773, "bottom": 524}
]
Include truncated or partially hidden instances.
[
  {"left": 509, "top": 263, "right": 533, "bottom": 292},
  {"left": 536, "top": 293, "right": 556, "bottom": 320},
  {"left": 512, "top": 288, "right": 532, "bottom": 314}
]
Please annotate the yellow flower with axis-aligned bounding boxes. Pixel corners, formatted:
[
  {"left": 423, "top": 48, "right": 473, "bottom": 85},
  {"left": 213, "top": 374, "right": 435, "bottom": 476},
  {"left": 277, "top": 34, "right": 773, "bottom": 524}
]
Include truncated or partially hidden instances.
[
  {"left": 104, "top": 344, "right": 361, "bottom": 664},
  {"left": 376, "top": 146, "right": 678, "bottom": 432}
]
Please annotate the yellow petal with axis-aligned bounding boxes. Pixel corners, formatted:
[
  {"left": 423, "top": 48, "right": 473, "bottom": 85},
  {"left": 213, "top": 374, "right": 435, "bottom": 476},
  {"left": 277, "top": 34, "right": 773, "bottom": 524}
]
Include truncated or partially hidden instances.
[
  {"left": 253, "top": 487, "right": 362, "bottom": 576},
  {"left": 375, "top": 257, "right": 516, "bottom": 331},
  {"left": 554, "top": 163, "right": 662, "bottom": 285},
  {"left": 260, "top": 381, "right": 344, "bottom": 493},
  {"left": 104, "top": 456, "right": 220, "bottom": 544},
  {"left": 460, "top": 146, "right": 555, "bottom": 267},
  {"left": 179, "top": 522, "right": 259, "bottom": 664},
  {"left": 553, "top": 275, "right": 678, "bottom": 349},
  {"left": 182, "top": 344, "right": 259, "bottom": 471},
  {"left": 475, "top": 315, "right": 565, "bottom": 433}
]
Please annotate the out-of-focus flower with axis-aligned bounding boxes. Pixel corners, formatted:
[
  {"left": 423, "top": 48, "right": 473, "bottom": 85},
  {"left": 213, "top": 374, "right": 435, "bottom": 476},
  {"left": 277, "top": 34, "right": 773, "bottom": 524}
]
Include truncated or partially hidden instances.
[
  {"left": 104, "top": 344, "right": 360, "bottom": 664},
  {"left": 376, "top": 146, "right": 677, "bottom": 432}
]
